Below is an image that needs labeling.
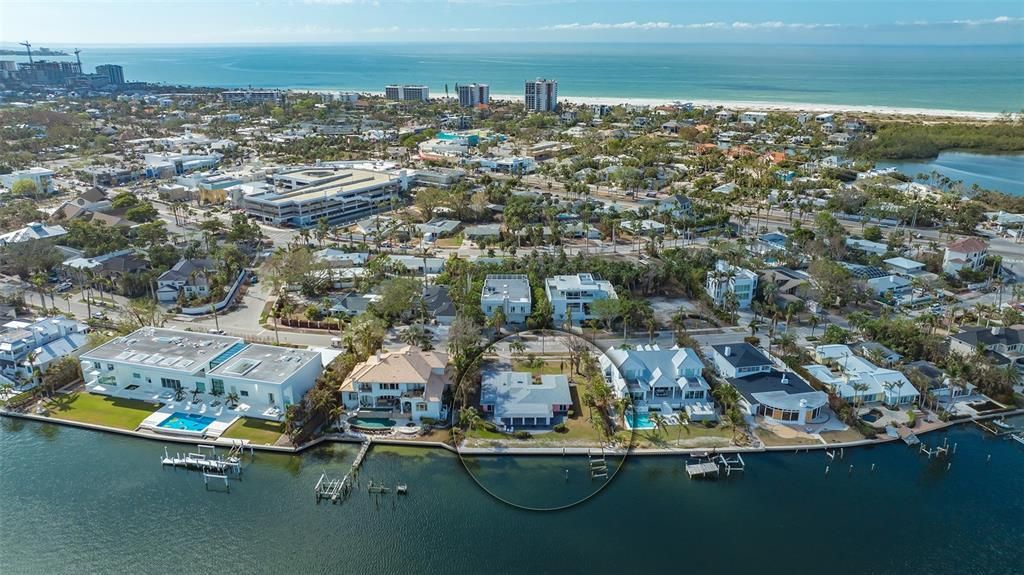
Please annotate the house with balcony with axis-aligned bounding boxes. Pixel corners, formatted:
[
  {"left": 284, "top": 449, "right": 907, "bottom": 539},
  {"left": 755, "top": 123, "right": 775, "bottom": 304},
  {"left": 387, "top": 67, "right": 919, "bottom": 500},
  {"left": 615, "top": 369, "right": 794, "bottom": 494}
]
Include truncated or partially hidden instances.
[
  {"left": 809, "top": 344, "right": 919, "bottom": 406},
  {"left": 943, "top": 237, "right": 989, "bottom": 275},
  {"left": 600, "top": 344, "right": 715, "bottom": 421},
  {"left": 545, "top": 273, "right": 617, "bottom": 325},
  {"left": 339, "top": 346, "right": 450, "bottom": 422},
  {"left": 481, "top": 274, "right": 532, "bottom": 325},
  {"left": 480, "top": 371, "right": 572, "bottom": 428},
  {"left": 0, "top": 316, "right": 89, "bottom": 382},
  {"left": 705, "top": 260, "right": 758, "bottom": 309}
]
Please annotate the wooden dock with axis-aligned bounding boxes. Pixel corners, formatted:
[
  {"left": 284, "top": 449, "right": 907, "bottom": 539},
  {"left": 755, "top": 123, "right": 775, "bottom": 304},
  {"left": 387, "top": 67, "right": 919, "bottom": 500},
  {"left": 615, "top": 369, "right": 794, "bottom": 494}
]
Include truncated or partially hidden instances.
[
  {"left": 314, "top": 438, "right": 372, "bottom": 504},
  {"left": 685, "top": 461, "right": 720, "bottom": 479},
  {"left": 897, "top": 427, "right": 920, "bottom": 446},
  {"left": 588, "top": 448, "right": 608, "bottom": 480}
]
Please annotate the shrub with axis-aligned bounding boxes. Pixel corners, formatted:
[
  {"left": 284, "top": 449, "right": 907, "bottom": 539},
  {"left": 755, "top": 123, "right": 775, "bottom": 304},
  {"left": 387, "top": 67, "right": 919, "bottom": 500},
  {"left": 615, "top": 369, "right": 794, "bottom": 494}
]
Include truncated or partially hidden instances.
[
  {"left": 514, "top": 430, "right": 532, "bottom": 440},
  {"left": 906, "top": 410, "right": 917, "bottom": 428},
  {"left": 553, "top": 423, "right": 568, "bottom": 433},
  {"left": 703, "top": 420, "right": 716, "bottom": 428},
  {"left": 744, "top": 336, "right": 760, "bottom": 345},
  {"left": 567, "top": 409, "right": 575, "bottom": 418},
  {"left": 482, "top": 421, "right": 498, "bottom": 433},
  {"left": 420, "top": 417, "right": 437, "bottom": 426}
]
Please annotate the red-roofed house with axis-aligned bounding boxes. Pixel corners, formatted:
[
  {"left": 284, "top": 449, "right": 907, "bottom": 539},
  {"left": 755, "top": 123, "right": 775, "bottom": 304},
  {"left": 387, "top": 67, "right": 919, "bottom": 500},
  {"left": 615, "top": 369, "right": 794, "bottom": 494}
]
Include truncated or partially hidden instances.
[{"left": 943, "top": 236, "right": 989, "bottom": 275}]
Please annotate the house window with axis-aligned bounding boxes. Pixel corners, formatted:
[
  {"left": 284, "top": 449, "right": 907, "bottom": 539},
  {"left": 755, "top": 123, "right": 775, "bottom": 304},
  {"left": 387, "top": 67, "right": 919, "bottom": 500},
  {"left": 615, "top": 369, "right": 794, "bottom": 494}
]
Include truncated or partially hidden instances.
[
  {"left": 211, "top": 379, "right": 224, "bottom": 395},
  {"left": 160, "top": 377, "right": 181, "bottom": 390},
  {"left": 240, "top": 390, "right": 249, "bottom": 397},
  {"left": 654, "top": 388, "right": 670, "bottom": 397},
  {"left": 132, "top": 373, "right": 141, "bottom": 379},
  {"left": 195, "top": 382, "right": 205, "bottom": 393},
  {"left": 416, "top": 403, "right": 427, "bottom": 412},
  {"left": 107, "top": 363, "right": 114, "bottom": 371},
  {"left": 92, "top": 361, "right": 101, "bottom": 370}
]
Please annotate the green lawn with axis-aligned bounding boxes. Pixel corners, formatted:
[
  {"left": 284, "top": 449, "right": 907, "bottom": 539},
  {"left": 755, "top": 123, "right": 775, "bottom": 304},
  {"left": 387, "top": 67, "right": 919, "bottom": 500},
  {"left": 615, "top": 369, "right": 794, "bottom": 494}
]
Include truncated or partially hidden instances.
[
  {"left": 435, "top": 236, "right": 463, "bottom": 248},
  {"left": 222, "top": 418, "right": 286, "bottom": 445},
  {"left": 618, "top": 423, "right": 735, "bottom": 449},
  {"left": 45, "top": 393, "right": 159, "bottom": 429},
  {"left": 511, "top": 360, "right": 572, "bottom": 377}
]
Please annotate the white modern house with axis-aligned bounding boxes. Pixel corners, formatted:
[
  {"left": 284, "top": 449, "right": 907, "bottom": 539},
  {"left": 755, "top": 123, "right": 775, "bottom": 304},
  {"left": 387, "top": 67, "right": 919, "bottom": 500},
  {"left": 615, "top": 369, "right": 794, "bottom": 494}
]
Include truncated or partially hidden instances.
[
  {"left": 810, "top": 344, "right": 920, "bottom": 406},
  {"left": 943, "top": 237, "right": 989, "bottom": 275},
  {"left": 711, "top": 343, "right": 828, "bottom": 426},
  {"left": 339, "top": 346, "right": 450, "bottom": 422},
  {"left": 481, "top": 274, "right": 532, "bottom": 325},
  {"left": 600, "top": 344, "right": 715, "bottom": 421},
  {"left": 0, "top": 167, "right": 55, "bottom": 194},
  {"left": 81, "top": 328, "right": 323, "bottom": 420},
  {"left": 545, "top": 273, "right": 617, "bottom": 325},
  {"left": 0, "top": 316, "right": 89, "bottom": 382},
  {"left": 480, "top": 371, "right": 572, "bottom": 428},
  {"left": 705, "top": 260, "right": 758, "bottom": 309}
]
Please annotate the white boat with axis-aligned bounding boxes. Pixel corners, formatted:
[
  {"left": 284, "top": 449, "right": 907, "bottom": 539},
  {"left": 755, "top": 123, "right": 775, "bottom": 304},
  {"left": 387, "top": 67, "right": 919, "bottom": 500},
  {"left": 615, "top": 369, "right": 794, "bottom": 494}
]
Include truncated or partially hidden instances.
[{"left": 992, "top": 418, "right": 1013, "bottom": 430}]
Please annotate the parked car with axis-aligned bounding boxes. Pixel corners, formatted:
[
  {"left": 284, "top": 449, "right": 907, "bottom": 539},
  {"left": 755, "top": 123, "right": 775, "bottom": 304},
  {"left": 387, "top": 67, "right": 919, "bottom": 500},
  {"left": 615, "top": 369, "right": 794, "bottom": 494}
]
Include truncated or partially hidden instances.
[
  {"left": 91, "top": 311, "right": 107, "bottom": 320},
  {"left": 56, "top": 282, "right": 73, "bottom": 293}
]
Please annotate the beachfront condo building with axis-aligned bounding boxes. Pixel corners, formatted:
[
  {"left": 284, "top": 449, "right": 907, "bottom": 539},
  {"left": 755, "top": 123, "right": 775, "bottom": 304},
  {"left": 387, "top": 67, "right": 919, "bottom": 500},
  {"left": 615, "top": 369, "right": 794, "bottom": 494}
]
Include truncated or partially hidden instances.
[
  {"left": 95, "top": 64, "right": 124, "bottom": 85},
  {"left": 220, "top": 89, "right": 285, "bottom": 105},
  {"left": 545, "top": 273, "right": 617, "bottom": 325},
  {"left": 481, "top": 274, "right": 532, "bottom": 325},
  {"left": 240, "top": 165, "right": 407, "bottom": 227},
  {"left": 80, "top": 328, "right": 323, "bottom": 420},
  {"left": 525, "top": 78, "right": 558, "bottom": 112},
  {"left": 457, "top": 83, "right": 490, "bottom": 107},
  {"left": 339, "top": 346, "right": 451, "bottom": 422},
  {"left": 705, "top": 260, "right": 758, "bottom": 309},
  {"left": 385, "top": 84, "right": 430, "bottom": 102}
]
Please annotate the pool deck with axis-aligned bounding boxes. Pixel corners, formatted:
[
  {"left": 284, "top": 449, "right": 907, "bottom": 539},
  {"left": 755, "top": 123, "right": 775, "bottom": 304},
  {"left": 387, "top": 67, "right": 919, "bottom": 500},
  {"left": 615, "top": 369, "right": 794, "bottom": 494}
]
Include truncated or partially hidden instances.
[{"left": 138, "top": 404, "right": 239, "bottom": 439}]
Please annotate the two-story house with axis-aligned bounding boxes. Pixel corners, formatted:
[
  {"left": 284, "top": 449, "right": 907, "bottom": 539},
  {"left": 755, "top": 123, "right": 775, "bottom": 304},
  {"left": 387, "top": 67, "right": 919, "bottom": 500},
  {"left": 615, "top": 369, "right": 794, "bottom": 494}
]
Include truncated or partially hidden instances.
[
  {"left": 600, "top": 344, "right": 715, "bottom": 421},
  {"left": 339, "top": 346, "right": 450, "bottom": 422},
  {"left": 545, "top": 273, "right": 617, "bottom": 325},
  {"left": 706, "top": 260, "right": 758, "bottom": 309},
  {"left": 481, "top": 274, "right": 532, "bottom": 325},
  {"left": 0, "top": 316, "right": 89, "bottom": 382},
  {"left": 943, "top": 237, "right": 989, "bottom": 276},
  {"left": 950, "top": 326, "right": 1024, "bottom": 371},
  {"left": 156, "top": 259, "right": 217, "bottom": 303}
]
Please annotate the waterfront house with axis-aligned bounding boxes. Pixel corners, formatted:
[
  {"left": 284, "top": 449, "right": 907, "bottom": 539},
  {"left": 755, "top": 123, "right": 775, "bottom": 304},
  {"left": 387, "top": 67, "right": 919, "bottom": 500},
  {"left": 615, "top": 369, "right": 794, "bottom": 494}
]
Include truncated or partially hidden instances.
[
  {"left": 0, "top": 316, "right": 88, "bottom": 382},
  {"left": 711, "top": 343, "right": 827, "bottom": 425},
  {"left": 480, "top": 371, "right": 572, "bottom": 428},
  {"left": 705, "top": 260, "right": 757, "bottom": 309},
  {"left": 545, "top": 273, "right": 618, "bottom": 325},
  {"left": 481, "top": 274, "right": 532, "bottom": 325},
  {"left": 339, "top": 346, "right": 450, "bottom": 422},
  {"left": 943, "top": 237, "right": 989, "bottom": 275},
  {"left": 81, "top": 327, "right": 323, "bottom": 420},
  {"left": 600, "top": 344, "right": 715, "bottom": 421},
  {"left": 810, "top": 344, "right": 919, "bottom": 406},
  {"left": 901, "top": 360, "right": 976, "bottom": 402}
]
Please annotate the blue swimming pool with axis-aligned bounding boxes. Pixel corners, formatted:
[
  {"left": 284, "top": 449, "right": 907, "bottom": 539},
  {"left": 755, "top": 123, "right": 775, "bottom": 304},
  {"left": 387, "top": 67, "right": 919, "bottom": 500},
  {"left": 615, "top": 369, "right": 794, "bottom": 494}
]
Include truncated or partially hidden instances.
[
  {"left": 625, "top": 411, "right": 655, "bottom": 430},
  {"left": 157, "top": 412, "right": 216, "bottom": 432}
]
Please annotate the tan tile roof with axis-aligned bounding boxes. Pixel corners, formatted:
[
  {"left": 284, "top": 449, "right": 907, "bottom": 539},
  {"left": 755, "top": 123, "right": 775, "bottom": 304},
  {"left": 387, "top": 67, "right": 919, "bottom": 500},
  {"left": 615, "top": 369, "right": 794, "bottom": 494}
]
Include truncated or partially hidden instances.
[
  {"left": 340, "top": 346, "right": 449, "bottom": 392},
  {"left": 947, "top": 237, "right": 989, "bottom": 254}
]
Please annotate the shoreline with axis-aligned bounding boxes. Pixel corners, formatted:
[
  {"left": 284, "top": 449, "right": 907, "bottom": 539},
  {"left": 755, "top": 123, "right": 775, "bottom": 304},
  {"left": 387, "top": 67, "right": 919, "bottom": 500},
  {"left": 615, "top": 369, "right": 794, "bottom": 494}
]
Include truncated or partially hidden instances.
[
  {"left": 4, "top": 407, "right": 1020, "bottom": 457},
  {"left": 297, "top": 88, "right": 1013, "bottom": 120}
]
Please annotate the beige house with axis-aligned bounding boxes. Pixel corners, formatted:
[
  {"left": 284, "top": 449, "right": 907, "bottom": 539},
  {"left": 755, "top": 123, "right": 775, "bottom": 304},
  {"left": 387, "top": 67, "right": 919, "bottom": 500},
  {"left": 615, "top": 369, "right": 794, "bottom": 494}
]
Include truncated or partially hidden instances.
[{"left": 340, "top": 347, "right": 450, "bottom": 422}]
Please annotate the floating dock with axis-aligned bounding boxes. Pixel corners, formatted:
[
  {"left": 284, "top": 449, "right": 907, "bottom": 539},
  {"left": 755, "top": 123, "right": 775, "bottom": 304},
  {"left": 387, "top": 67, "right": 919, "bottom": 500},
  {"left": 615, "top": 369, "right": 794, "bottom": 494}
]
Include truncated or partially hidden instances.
[
  {"left": 897, "top": 427, "right": 920, "bottom": 446},
  {"left": 588, "top": 448, "right": 608, "bottom": 480},
  {"left": 686, "top": 454, "right": 745, "bottom": 480},
  {"left": 685, "top": 461, "right": 720, "bottom": 478}
]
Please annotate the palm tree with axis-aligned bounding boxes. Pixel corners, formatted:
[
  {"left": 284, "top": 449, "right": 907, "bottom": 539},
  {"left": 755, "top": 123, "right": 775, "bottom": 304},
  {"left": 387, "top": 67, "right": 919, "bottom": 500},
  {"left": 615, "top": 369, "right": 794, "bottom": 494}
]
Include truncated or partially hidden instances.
[
  {"left": 649, "top": 412, "right": 669, "bottom": 439},
  {"left": 488, "top": 307, "right": 507, "bottom": 335},
  {"left": 712, "top": 384, "right": 741, "bottom": 414},
  {"left": 225, "top": 391, "right": 241, "bottom": 408},
  {"left": 675, "top": 409, "right": 691, "bottom": 442}
]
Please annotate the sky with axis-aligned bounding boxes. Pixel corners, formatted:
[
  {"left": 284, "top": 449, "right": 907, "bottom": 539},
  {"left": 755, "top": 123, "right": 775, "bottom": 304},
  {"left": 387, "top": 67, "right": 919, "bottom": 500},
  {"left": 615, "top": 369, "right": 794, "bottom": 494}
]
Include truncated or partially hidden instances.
[{"left": 0, "top": 0, "right": 1022, "bottom": 45}]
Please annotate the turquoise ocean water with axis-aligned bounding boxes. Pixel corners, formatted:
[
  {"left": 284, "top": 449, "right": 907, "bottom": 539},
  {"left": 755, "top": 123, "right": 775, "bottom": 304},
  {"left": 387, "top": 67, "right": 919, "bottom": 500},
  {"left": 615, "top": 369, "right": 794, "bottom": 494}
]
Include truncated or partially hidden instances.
[{"left": 9, "top": 43, "right": 1024, "bottom": 112}]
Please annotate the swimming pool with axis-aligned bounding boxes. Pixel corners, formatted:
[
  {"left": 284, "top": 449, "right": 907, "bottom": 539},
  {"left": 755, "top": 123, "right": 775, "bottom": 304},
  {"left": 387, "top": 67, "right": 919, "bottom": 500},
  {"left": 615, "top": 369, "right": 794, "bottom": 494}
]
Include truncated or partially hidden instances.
[
  {"left": 157, "top": 412, "right": 216, "bottom": 432},
  {"left": 625, "top": 411, "right": 655, "bottom": 430},
  {"left": 349, "top": 417, "right": 397, "bottom": 431}
]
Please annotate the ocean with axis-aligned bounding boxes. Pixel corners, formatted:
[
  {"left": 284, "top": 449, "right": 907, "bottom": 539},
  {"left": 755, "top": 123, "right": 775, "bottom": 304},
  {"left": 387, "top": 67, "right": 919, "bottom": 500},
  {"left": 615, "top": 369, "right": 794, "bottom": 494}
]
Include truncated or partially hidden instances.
[
  {"left": 1, "top": 417, "right": 1022, "bottom": 574},
  {"left": 9, "top": 43, "right": 1024, "bottom": 113}
]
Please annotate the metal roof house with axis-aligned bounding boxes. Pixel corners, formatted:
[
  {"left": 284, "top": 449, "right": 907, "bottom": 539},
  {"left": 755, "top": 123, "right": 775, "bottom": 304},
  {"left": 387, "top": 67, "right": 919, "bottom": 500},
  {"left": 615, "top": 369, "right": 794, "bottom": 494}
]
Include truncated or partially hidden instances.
[{"left": 480, "top": 371, "right": 572, "bottom": 428}]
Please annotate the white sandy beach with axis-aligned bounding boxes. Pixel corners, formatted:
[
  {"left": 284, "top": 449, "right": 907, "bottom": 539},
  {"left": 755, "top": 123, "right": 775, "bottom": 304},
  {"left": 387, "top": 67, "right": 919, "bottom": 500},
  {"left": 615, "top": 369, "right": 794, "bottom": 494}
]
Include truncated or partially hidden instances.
[{"left": 306, "top": 88, "right": 1009, "bottom": 120}]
